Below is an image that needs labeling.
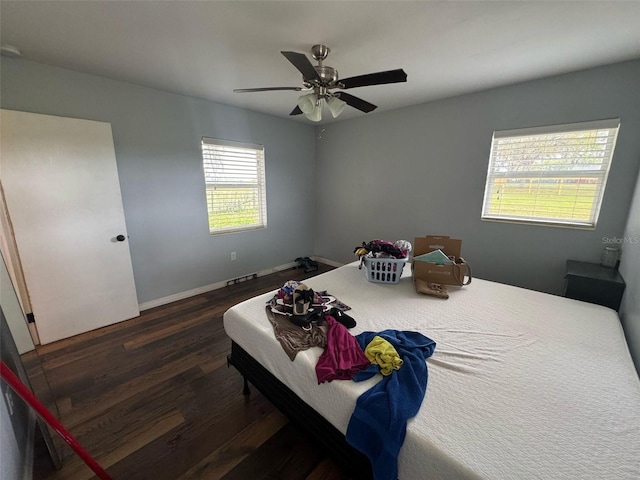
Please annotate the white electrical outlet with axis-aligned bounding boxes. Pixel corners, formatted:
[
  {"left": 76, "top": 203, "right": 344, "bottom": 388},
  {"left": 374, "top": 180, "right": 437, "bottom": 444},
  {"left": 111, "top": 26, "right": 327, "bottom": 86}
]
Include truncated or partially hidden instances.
[{"left": 231, "top": 251, "right": 237, "bottom": 261}]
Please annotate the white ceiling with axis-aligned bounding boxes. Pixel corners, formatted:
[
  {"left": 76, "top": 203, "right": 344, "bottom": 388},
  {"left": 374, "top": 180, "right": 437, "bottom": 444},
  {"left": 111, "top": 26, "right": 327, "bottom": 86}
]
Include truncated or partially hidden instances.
[{"left": 2, "top": 1, "right": 640, "bottom": 124}]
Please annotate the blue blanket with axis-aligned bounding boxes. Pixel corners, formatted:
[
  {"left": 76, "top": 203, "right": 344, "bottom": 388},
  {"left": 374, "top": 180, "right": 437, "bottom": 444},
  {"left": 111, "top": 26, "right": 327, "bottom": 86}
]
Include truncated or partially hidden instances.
[{"left": 346, "top": 330, "right": 436, "bottom": 480}]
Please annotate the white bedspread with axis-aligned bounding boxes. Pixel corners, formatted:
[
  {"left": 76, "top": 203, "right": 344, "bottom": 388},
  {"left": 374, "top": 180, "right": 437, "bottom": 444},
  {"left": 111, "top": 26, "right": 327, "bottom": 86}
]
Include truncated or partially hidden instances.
[{"left": 223, "top": 262, "right": 640, "bottom": 479}]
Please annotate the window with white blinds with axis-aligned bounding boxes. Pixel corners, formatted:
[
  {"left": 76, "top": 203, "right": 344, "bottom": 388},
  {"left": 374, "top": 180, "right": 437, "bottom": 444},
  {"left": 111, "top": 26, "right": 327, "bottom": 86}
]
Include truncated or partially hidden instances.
[
  {"left": 481, "top": 119, "right": 620, "bottom": 229},
  {"left": 201, "top": 137, "right": 267, "bottom": 234}
]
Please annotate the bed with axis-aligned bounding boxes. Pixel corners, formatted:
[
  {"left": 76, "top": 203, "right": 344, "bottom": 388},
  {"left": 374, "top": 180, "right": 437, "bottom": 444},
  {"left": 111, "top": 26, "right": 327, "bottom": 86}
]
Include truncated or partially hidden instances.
[{"left": 223, "top": 261, "right": 640, "bottom": 479}]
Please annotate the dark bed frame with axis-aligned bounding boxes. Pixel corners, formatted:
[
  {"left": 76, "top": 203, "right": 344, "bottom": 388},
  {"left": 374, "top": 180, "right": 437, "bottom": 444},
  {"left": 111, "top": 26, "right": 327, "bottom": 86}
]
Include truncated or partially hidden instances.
[{"left": 227, "top": 341, "right": 373, "bottom": 479}]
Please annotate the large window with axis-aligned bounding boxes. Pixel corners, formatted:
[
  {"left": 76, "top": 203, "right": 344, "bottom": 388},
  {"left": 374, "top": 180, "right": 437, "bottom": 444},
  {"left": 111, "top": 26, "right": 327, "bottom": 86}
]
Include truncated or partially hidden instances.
[
  {"left": 201, "top": 137, "right": 267, "bottom": 234},
  {"left": 481, "top": 119, "right": 620, "bottom": 229}
]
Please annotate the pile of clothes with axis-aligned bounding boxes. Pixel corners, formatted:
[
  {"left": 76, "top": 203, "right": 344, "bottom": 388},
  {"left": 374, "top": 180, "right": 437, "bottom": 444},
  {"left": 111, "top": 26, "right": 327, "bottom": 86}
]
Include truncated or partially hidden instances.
[
  {"left": 353, "top": 239, "right": 412, "bottom": 269},
  {"left": 265, "top": 280, "right": 436, "bottom": 480}
]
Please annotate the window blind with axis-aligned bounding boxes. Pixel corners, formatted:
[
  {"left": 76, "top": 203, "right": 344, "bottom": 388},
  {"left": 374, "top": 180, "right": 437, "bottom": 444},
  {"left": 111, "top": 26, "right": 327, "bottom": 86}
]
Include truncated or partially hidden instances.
[
  {"left": 481, "top": 119, "right": 620, "bottom": 228},
  {"left": 201, "top": 138, "right": 267, "bottom": 234}
]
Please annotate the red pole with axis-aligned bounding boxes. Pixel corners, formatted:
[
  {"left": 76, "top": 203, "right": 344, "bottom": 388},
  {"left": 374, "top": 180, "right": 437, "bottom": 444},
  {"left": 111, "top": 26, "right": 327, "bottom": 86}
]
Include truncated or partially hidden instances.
[{"left": 0, "top": 360, "right": 112, "bottom": 480}]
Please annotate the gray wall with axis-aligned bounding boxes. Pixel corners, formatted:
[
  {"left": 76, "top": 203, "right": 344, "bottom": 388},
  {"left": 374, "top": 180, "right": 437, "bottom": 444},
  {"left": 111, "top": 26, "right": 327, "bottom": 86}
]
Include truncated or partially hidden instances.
[
  {"left": 1, "top": 58, "right": 316, "bottom": 305},
  {"left": 620, "top": 168, "right": 640, "bottom": 374},
  {"left": 0, "top": 311, "right": 33, "bottom": 480},
  {"left": 315, "top": 60, "right": 640, "bottom": 295},
  {"left": 0, "top": 393, "right": 23, "bottom": 480},
  {"left": 2, "top": 58, "right": 639, "bottom": 305}
]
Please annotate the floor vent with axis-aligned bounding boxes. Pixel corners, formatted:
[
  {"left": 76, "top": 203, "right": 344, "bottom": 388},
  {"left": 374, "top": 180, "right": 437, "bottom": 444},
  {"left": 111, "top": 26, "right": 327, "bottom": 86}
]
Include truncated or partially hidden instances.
[{"left": 226, "top": 273, "right": 258, "bottom": 287}]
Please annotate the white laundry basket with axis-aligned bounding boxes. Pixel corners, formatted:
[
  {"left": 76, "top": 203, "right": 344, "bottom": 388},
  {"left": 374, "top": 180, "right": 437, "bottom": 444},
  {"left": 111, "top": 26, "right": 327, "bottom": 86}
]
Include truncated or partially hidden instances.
[{"left": 363, "top": 256, "right": 407, "bottom": 284}]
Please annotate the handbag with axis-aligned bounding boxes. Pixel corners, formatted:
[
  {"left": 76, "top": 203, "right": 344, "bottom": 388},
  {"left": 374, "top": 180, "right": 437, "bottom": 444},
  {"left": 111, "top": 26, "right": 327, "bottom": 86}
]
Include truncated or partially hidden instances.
[{"left": 452, "top": 257, "right": 472, "bottom": 286}]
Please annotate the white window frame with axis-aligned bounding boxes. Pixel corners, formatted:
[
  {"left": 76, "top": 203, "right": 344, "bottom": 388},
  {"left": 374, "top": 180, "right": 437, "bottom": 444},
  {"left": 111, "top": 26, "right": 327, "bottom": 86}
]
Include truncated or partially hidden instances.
[
  {"left": 201, "top": 137, "right": 267, "bottom": 235},
  {"left": 481, "top": 119, "right": 620, "bottom": 229}
]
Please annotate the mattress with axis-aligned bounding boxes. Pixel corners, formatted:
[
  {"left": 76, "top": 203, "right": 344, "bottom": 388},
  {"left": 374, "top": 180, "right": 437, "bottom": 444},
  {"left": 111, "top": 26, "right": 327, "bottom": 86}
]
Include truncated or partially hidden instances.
[{"left": 223, "top": 261, "right": 640, "bottom": 479}]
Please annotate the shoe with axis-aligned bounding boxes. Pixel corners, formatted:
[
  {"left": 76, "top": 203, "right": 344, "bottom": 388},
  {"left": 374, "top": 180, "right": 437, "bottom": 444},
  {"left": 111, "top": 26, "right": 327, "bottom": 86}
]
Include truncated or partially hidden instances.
[
  {"left": 292, "top": 284, "right": 314, "bottom": 316},
  {"left": 328, "top": 307, "right": 356, "bottom": 329},
  {"left": 295, "top": 256, "right": 318, "bottom": 273},
  {"left": 290, "top": 307, "right": 324, "bottom": 328},
  {"left": 415, "top": 279, "right": 449, "bottom": 299}
]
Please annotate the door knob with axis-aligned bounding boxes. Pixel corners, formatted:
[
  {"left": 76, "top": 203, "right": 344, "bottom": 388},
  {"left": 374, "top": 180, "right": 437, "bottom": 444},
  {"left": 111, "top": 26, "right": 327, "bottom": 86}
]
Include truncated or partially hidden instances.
[{"left": 116, "top": 235, "right": 126, "bottom": 242}]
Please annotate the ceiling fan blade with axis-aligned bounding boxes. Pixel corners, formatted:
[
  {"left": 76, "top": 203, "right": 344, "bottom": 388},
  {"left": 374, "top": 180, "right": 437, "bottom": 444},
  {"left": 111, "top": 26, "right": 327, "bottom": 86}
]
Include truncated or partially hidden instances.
[
  {"left": 234, "top": 87, "right": 304, "bottom": 93},
  {"left": 281, "top": 51, "right": 321, "bottom": 81},
  {"left": 336, "top": 92, "right": 377, "bottom": 113},
  {"left": 290, "top": 105, "right": 303, "bottom": 115},
  {"left": 338, "top": 69, "right": 407, "bottom": 89}
]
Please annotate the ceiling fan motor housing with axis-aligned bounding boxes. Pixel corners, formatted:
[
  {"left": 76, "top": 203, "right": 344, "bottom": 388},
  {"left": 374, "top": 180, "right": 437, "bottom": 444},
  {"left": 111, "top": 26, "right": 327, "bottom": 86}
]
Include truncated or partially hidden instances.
[
  {"left": 305, "top": 44, "right": 339, "bottom": 87},
  {"left": 314, "top": 65, "right": 338, "bottom": 84}
]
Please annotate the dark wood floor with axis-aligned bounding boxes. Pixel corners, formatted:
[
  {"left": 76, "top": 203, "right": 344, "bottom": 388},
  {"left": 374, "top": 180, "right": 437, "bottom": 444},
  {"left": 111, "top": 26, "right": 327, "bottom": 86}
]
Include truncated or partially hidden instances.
[{"left": 30, "top": 263, "right": 355, "bottom": 480}]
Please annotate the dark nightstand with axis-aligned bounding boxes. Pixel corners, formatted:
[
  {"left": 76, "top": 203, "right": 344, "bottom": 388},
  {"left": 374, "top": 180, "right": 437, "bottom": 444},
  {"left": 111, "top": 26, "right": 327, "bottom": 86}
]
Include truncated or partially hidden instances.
[{"left": 564, "top": 260, "right": 626, "bottom": 311}]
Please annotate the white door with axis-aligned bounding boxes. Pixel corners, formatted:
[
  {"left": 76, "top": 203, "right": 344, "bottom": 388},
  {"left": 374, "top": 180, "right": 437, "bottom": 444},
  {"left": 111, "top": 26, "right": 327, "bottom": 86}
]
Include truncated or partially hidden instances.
[{"left": 0, "top": 109, "right": 139, "bottom": 344}]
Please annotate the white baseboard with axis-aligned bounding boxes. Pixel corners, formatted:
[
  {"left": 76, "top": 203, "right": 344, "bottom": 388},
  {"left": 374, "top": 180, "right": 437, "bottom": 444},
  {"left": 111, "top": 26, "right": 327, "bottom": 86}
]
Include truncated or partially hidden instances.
[
  {"left": 311, "top": 256, "right": 343, "bottom": 268},
  {"left": 138, "top": 257, "right": 345, "bottom": 312},
  {"left": 138, "top": 260, "right": 314, "bottom": 311}
]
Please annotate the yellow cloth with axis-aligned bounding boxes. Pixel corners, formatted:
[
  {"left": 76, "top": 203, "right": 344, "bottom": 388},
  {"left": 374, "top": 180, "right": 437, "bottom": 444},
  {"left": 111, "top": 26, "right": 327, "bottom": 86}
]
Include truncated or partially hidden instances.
[{"left": 364, "top": 335, "right": 403, "bottom": 376}]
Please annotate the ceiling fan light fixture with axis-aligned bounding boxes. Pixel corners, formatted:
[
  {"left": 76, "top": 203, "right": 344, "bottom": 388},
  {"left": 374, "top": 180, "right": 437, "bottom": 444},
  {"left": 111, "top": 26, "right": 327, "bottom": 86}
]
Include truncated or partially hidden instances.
[
  {"left": 297, "top": 93, "right": 317, "bottom": 115},
  {"left": 297, "top": 93, "right": 322, "bottom": 122},
  {"left": 306, "top": 103, "right": 322, "bottom": 122},
  {"left": 327, "top": 96, "right": 346, "bottom": 118}
]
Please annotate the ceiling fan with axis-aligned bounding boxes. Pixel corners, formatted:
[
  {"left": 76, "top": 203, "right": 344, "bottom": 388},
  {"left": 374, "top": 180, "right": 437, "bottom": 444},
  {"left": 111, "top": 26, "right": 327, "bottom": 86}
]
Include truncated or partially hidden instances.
[{"left": 233, "top": 44, "right": 407, "bottom": 121}]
